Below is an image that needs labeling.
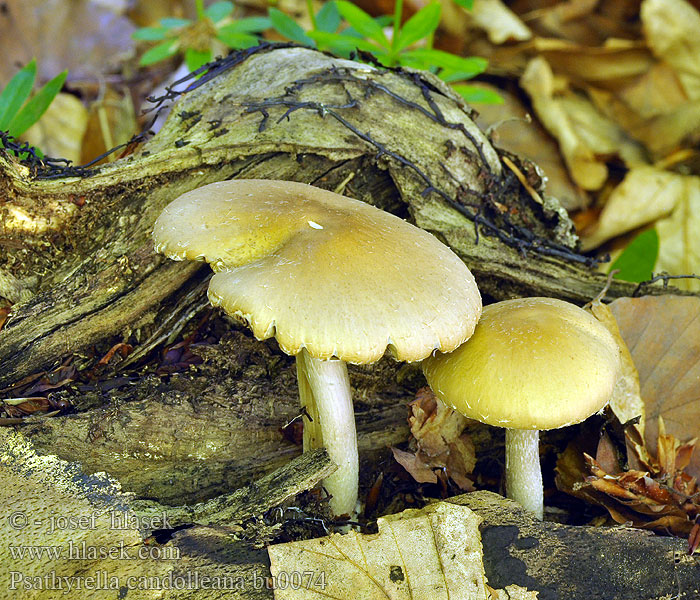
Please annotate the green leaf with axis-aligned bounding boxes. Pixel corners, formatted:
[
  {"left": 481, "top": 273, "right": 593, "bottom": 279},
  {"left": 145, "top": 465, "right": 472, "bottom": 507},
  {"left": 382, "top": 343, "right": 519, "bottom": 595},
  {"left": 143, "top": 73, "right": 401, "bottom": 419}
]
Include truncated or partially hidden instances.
[
  {"left": 452, "top": 83, "right": 503, "bottom": 104},
  {"left": 185, "top": 47, "right": 212, "bottom": 72},
  {"left": 205, "top": 1, "right": 234, "bottom": 23},
  {"left": 308, "top": 30, "right": 380, "bottom": 54},
  {"left": 402, "top": 48, "right": 487, "bottom": 76},
  {"left": 336, "top": 0, "right": 388, "bottom": 47},
  {"left": 452, "top": 0, "right": 474, "bottom": 10},
  {"left": 268, "top": 8, "right": 315, "bottom": 45},
  {"left": 139, "top": 39, "right": 180, "bottom": 66},
  {"left": 160, "top": 17, "right": 191, "bottom": 28},
  {"left": 610, "top": 228, "right": 660, "bottom": 283},
  {"left": 216, "top": 30, "right": 260, "bottom": 48},
  {"left": 0, "top": 59, "right": 37, "bottom": 131},
  {"left": 132, "top": 26, "right": 170, "bottom": 41},
  {"left": 218, "top": 16, "right": 271, "bottom": 34},
  {"left": 395, "top": 3, "right": 441, "bottom": 51},
  {"left": 316, "top": 1, "right": 341, "bottom": 33},
  {"left": 8, "top": 70, "right": 67, "bottom": 136}
]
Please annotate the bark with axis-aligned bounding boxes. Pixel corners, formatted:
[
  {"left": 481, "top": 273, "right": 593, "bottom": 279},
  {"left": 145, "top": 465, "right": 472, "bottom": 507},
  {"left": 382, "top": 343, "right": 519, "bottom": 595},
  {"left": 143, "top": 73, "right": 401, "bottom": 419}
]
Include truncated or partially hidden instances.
[
  {"left": 460, "top": 491, "right": 700, "bottom": 600},
  {"left": 0, "top": 44, "right": 689, "bottom": 390}
]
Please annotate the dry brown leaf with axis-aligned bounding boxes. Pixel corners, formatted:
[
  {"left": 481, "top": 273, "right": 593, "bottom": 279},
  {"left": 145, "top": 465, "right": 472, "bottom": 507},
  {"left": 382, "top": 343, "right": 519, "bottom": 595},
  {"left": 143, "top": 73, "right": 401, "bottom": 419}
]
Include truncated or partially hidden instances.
[
  {"left": 391, "top": 447, "right": 438, "bottom": 484},
  {"left": 521, "top": 57, "right": 646, "bottom": 191},
  {"left": 556, "top": 432, "right": 699, "bottom": 538},
  {"left": 534, "top": 38, "right": 654, "bottom": 87},
  {"left": 395, "top": 389, "right": 476, "bottom": 490},
  {"left": 609, "top": 296, "right": 700, "bottom": 479},
  {"left": 81, "top": 86, "right": 139, "bottom": 165},
  {"left": 580, "top": 166, "right": 683, "bottom": 250},
  {"left": 642, "top": 0, "right": 700, "bottom": 100},
  {"left": 655, "top": 183, "right": 700, "bottom": 292},
  {"left": 469, "top": 0, "right": 532, "bottom": 44},
  {"left": 22, "top": 93, "right": 89, "bottom": 166},
  {"left": 473, "top": 83, "right": 587, "bottom": 210},
  {"left": 0, "top": 0, "right": 135, "bottom": 86},
  {"left": 586, "top": 298, "right": 645, "bottom": 430}
]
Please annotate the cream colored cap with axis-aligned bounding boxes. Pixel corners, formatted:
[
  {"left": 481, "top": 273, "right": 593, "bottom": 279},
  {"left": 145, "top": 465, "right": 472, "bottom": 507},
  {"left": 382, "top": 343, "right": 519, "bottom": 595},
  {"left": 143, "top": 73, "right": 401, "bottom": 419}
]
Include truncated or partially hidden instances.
[
  {"left": 153, "top": 179, "right": 481, "bottom": 363},
  {"left": 422, "top": 297, "right": 621, "bottom": 430}
]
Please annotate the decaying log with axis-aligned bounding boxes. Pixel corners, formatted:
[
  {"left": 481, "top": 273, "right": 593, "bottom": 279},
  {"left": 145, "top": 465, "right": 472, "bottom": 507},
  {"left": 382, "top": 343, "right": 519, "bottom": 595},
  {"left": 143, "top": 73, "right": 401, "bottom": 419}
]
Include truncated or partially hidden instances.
[
  {"left": 131, "top": 448, "right": 335, "bottom": 528},
  {"left": 459, "top": 491, "right": 700, "bottom": 600},
  {"left": 14, "top": 329, "right": 413, "bottom": 504},
  {"left": 5, "top": 429, "right": 695, "bottom": 600},
  {"left": 0, "top": 44, "right": 687, "bottom": 389}
]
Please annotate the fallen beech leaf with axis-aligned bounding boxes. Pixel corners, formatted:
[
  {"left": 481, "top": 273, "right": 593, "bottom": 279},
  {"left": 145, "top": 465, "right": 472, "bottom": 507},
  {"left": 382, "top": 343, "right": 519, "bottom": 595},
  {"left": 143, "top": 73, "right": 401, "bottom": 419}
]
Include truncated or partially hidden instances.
[
  {"left": 587, "top": 298, "right": 645, "bottom": 430},
  {"left": 655, "top": 182, "right": 700, "bottom": 292},
  {"left": 396, "top": 388, "right": 476, "bottom": 490},
  {"left": 473, "top": 83, "right": 587, "bottom": 210},
  {"left": 468, "top": 0, "right": 532, "bottom": 44},
  {"left": 521, "top": 57, "right": 645, "bottom": 191},
  {"left": 534, "top": 37, "right": 654, "bottom": 86},
  {"left": 268, "top": 501, "right": 536, "bottom": 599},
  {"left": 642, "top": 0, "right": 700, "bottom": 100},
  {"left": 81, "top": 86, "right": 139, "bottom": 165},
  {"left": 581, "top": 167, "right": 683, "bottom": 250},
  {"left": 609, "top": 296, "right": 700, "bottom": 479},
  {"left": 557, "top": 431, "right": 699, "bottom": 538},
  {"left": 21, "top": 93, "right": 89, "bottom": 166},
  {"left": 391, "top": 447, "right": 438, "bottom": 484}
]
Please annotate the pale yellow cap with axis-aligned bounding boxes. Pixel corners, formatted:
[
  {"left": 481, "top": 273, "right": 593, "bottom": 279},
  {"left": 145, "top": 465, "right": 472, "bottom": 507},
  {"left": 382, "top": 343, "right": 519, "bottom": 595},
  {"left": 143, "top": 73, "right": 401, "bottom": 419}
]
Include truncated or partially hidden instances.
[
  {"left": 153, "top": 179, "right": 481, "bottom": 363},
  {"left": 422, "top": 297, "right": 621, "bottom": 429}
]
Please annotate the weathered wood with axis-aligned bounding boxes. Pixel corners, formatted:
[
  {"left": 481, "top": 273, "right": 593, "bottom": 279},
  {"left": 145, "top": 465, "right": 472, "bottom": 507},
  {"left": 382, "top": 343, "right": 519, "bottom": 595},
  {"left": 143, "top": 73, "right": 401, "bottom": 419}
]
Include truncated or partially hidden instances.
[
  {"left": 0, "top": 45, "right": 688, "bottom": 389},
  {"left": 17, "top": 330, "right": 412, "bottom": 504},
  {"left": 457, "top": 491, "right": 700, "bottom": 600},
  {"left": 132, "top": 448, "right": 336, "bottom": 528}
]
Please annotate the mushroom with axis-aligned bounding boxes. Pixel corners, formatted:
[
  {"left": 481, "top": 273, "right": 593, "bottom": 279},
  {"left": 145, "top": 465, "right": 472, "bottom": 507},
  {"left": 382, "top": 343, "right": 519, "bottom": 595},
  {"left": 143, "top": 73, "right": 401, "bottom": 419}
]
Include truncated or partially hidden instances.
[
  {"left": 422, "top": 297, "right": 621, "bottom": 519},
  {"left": 152, "top": 179, "right": 481, "bottom": 515}
]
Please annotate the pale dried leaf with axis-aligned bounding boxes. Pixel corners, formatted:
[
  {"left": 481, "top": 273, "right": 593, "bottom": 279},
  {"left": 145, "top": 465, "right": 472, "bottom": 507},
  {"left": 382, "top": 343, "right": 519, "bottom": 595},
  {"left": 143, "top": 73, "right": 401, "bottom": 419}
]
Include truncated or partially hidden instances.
[
  {"left": 581, "top": 166, "right": 681, "bottom": 250},
  {"left": 409, "top": 389, "right": 468, "bottom": 455},
  {"left": 469, "top": 0, "right": 532, "bottom": 44},
  {"left": 587, "top": 299, "right": 645, "bottom": 431},
  {"left": 631, "top": 100, "right": 700, "bottom": 159},
  {"left": 655, "top": 180, "right": 700, "bottom": 291},
  {"left": 534, "top": 38, "right": 654, "bottom": 86},
  {"left": 521, "top": 57, "right": 645, "bottom": 191},
  {"left": 473, "top": 83, "right": 587, "bottom": 210},
  {"left": 609, "top": 296, "right": 700, "bottom": 479},
  {"left": 22, "top": 93, "right": 89, "bottom": 166},
  {"left": 268, "top": 502, "right": 533, "bottom": 599},
  {"left": 642, "top": 0, "right": 700, "bottom": 100}
]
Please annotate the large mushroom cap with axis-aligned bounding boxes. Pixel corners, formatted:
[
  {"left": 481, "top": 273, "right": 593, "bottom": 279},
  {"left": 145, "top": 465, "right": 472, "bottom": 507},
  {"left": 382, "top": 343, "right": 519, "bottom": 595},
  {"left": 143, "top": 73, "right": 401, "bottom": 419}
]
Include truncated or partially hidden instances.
[
  {"left": 422, "top": 297, "right": 622, "bottom": 430},
  {"left": 153, "top": 179, "right": 481, "bottom": 363}
]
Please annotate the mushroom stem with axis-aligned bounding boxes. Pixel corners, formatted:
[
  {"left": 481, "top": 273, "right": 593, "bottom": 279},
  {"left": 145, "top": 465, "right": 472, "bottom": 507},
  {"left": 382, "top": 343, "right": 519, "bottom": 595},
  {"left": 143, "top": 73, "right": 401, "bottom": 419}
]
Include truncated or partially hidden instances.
[
  {"left": 505, "top": 428, "right": 543, "bottom": 520},
  {"left": 296, "top": 348, "right": 359, "bottom": 516}
]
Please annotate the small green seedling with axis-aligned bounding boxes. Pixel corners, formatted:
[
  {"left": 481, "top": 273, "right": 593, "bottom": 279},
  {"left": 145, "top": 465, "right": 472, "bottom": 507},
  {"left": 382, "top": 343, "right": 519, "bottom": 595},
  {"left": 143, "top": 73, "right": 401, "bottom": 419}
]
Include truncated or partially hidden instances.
[
  {"left": 269, "top": 0, "right": 500, "bottom": 104},
  {"left": 133, "top": 0, "right": 271, "bottom": 72},
  {"left": 0, "top": 59, "right": 67, "bottom": 140}
]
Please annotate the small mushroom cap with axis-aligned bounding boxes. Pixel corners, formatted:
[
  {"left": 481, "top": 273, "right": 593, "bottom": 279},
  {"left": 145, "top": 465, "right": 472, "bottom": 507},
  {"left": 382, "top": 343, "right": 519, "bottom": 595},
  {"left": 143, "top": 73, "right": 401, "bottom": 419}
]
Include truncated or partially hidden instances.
[
  {"left": 422, "top": 297, "right": 622, "bottom": 430},
  {"left": 153, "top": 179, "right": 481, "bottom": 363}
]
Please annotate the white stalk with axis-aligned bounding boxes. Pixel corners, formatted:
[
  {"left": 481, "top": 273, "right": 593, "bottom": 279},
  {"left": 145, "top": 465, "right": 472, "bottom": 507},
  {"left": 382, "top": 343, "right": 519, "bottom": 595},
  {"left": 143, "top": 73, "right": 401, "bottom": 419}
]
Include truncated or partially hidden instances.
[
  {"left": 296, "top": 349, "right": 358, "bottom": 516},
  {"left": 505, "top": 428, "right": 543, "bottom": 520}
]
